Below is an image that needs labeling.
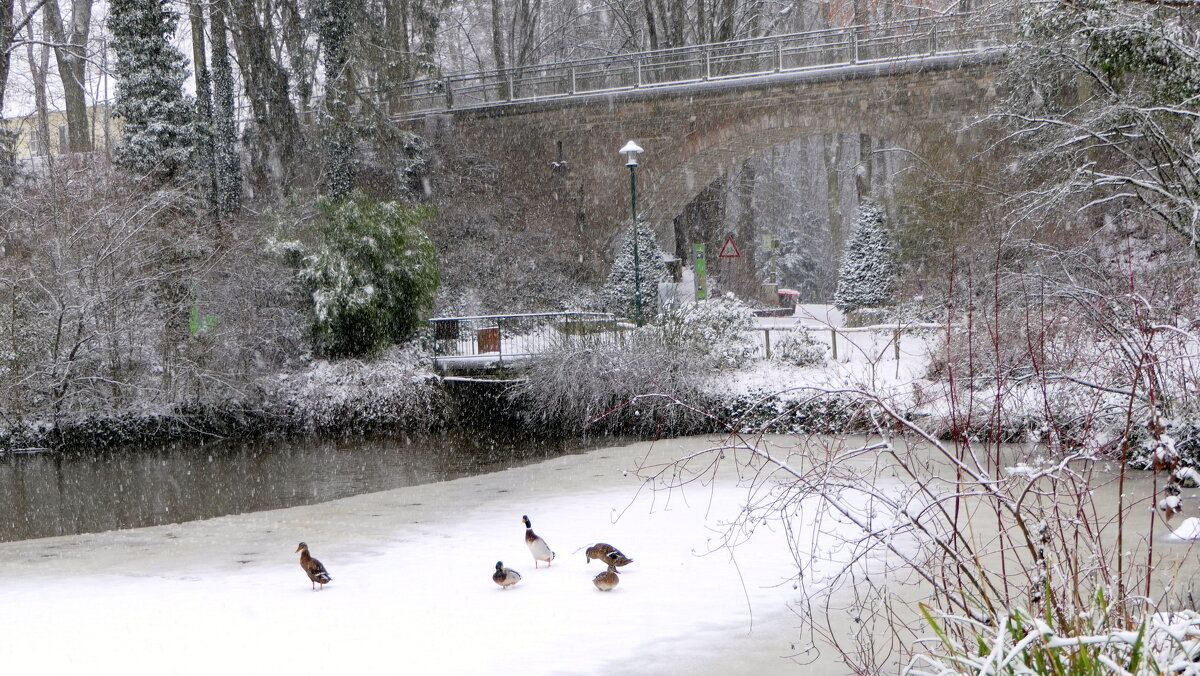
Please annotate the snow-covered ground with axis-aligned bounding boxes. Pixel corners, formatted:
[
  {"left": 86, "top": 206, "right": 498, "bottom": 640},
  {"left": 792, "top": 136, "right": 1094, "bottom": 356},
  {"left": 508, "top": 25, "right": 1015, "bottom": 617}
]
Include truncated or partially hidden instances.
[
  {"left": 738, "top": 303, "right": 934, "bottom": 400},
  {"left": 0, "top": 436, "right": 897, "bottom": 675}
]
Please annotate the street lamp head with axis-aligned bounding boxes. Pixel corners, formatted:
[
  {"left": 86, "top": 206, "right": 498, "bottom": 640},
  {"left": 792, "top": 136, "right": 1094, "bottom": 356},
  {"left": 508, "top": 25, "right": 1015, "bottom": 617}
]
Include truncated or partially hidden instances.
[{"left": 620, "top": 140, "right": 644, "bottom": 167}]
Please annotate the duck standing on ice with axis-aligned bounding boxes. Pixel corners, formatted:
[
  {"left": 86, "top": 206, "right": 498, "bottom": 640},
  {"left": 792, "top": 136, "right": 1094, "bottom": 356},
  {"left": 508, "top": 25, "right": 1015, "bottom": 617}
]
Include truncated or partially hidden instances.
[
  {"left": 522, "top": 515, "right": 555, "bottom": 567},
  {"left": 296, "top": 542, "right": 332, "bottom": 590}
]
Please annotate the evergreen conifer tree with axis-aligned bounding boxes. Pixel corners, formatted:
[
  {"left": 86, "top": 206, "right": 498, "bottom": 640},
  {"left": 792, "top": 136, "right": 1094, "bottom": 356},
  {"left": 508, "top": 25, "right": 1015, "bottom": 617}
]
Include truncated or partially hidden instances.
[
  {"left": 108, "top": 0, "right": 194, "bottom": 180},
  {"left": 599, "top": 218, "right": 667, "bottom": 322},
  {"left": 833, "top": 200, "right": 895, "bottom": 313}
]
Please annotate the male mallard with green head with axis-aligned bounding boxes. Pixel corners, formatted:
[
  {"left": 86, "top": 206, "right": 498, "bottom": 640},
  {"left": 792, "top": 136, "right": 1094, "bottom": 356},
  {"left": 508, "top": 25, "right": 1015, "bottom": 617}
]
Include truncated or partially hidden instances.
[
  {"left": 593, "top": 563, "right": 619, "bottom": 591},
  {"left": 296, "top": 542, "right": 332, "bottom": 590},
  {"left": 522, "top": 515, "right": 555, "bottom": 567},
  {"left": 493, "top": 561, "right": 522, "bottom": 589},
  {"left": 585, "top": 543, "right": 633, "bottom": 567}
]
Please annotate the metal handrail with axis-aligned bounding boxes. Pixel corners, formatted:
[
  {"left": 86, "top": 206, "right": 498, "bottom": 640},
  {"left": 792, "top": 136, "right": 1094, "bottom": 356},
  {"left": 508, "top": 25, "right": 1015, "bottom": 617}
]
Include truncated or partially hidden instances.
[
  {"left": 392, "top": 12, "right": 1013, "bottom": 117},
  {"left": 430, "top": 311, "right": 623, "bottom": 367}
]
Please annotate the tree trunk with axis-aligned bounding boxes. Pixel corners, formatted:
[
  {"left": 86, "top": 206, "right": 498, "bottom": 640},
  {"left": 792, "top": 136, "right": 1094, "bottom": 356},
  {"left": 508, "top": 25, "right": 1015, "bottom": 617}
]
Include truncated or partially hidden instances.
[
  {"left": 643, "top": 0, "right": 659, "bottom": 50},
  {"left": 43, "top": 0, "right": 93, "bottom": 152},
  {"left": 279, "top": 0, "right": 312, "bottom": 117},
  {"left": 824, "top": 133, "right": 844, "bottom": 268},
  {"left": 0, "top": 0, "right": 12, "bottom": 117},
  {"left": 190, "top": 0, "right": 218, "bottom": 219},
  {"left": 490, "top": 0, "right": 509, "bottom": 98},
  {"left": 0, "top": 0, "right": 12, "bottom": 182},
  {"left": 20, "top": 0, "right": 51, "bottom": 157},
  {"left": 223, "top": 0, "right": 302, "bottom": 194},
  {"left": 379, "top": 0, "right": 411, "bottom": 114},
  {"left": 210, "top": 4, "right": 241, "bottom": 214},
  {"left": 668, "top": 0, "right": 683, "bottom": 46},
  {"left": 316, "top": 0, "right": 356, "bottom": 199},
  {"left": 856, "top": 133, "right": 872, "bottom": 202},
  {"left": 715, "top": 0, "right": 736, "bottom": 42}
]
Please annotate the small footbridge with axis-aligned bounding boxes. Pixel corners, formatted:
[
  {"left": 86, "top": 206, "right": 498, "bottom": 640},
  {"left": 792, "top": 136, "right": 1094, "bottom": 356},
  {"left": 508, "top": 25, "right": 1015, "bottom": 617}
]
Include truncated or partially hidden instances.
[
  {"left": 429, "top": 308, "right": 939, "bottom": 381},
  {"left": 430, "top": 312, "right": 626, "bottom": 378}
]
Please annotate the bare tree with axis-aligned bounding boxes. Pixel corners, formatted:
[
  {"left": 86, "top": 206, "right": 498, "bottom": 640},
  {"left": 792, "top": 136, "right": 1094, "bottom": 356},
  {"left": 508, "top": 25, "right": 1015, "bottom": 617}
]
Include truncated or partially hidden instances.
[
  {"left": 42, "top": 0, "right": 93, "bottom": 152},
  {"left": 20, "top": 0, "right": 52, "bottom": 158},
  {"left": 222, "top": 0, "right": 302, "bottom": 194},
  {"left": 996, "top": 1, "right": 1200, "bottom": 261}
]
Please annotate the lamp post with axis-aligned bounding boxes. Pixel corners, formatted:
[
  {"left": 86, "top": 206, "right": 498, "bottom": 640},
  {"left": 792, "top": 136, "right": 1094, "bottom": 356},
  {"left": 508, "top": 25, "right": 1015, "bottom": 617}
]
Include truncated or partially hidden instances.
[{"left": 620, "top": 140, "right": 644, "bottom": 326}]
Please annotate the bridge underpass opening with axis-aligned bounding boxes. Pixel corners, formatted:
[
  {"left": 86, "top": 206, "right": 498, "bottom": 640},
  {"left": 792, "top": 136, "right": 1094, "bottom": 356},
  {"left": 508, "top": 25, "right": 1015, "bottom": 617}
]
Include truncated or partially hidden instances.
[{"left": 664, "top": 132, "right": 912, "bottom": 305}]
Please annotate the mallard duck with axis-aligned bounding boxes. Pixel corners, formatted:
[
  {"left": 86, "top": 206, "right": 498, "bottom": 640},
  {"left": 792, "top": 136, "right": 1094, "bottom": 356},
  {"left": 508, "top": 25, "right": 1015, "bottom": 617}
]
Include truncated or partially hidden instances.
[
  {"left": 296, "top": 542, "right": 332, "bottom": 591},
  {"left": 585, "top": 543, "right": 633, "bottom": 567},
  {"left": 522, "top": 515, "right": 555, "bottom": 567},
  {"left": 493, "top": 561, "right": 522, "bottom": 589},
  {"left": 593, "top": 563, "right": 619, "bottom": 591}
]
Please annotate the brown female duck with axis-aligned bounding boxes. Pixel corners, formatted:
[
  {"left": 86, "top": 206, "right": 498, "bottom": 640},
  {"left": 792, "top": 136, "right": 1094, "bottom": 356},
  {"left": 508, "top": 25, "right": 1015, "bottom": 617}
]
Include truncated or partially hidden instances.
[
  {"left": 296, "top": 542, "right": 332, "bottom": 590},
  {"left": 593, "top": 563, "right": 619, "bottom": 591},
  {"left": 585, "top": 543, "right": 633, "bottom": 567}
]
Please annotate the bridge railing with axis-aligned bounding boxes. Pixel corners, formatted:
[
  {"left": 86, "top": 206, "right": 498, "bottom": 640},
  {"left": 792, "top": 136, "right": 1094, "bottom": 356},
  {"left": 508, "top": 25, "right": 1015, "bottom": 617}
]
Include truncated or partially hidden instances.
[
  {"left": 430, "top": 311, "right": 624, "bottom": 369},
  {"left": 393, "top": 12, "right": 1012, "bottom": 116}
]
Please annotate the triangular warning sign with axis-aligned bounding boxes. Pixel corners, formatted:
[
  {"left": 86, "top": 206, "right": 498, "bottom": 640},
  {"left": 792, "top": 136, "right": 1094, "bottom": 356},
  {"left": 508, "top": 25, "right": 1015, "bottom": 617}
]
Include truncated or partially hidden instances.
[{"left": 718, "top": 235, "right": 741, "bottom": 258}]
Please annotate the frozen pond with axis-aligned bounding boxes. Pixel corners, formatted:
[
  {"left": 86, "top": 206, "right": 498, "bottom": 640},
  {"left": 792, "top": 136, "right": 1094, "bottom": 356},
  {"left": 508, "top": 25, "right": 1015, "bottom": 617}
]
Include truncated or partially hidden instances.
[
  {"left": 2, "top": 433, "right": 1199, "bottom": 674},
  {"left": 0, "top": 431, "right": 618, "bottom": 542},
  {"left": 0, "top": 435, "right": 836, "bottom": 674}
]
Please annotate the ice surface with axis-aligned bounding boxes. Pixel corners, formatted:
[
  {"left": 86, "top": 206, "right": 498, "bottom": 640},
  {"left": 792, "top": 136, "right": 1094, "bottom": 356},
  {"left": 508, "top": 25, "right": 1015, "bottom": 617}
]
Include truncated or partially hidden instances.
[{"left": 0, "top": 437, "right": 881, "bottom": 675}]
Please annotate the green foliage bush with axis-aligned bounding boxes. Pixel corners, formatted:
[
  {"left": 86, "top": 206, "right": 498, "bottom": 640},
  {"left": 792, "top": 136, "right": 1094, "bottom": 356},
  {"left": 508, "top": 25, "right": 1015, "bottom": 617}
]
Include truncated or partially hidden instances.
[{"left": 272, "top": 192, "right": 440, "bottom": 358}]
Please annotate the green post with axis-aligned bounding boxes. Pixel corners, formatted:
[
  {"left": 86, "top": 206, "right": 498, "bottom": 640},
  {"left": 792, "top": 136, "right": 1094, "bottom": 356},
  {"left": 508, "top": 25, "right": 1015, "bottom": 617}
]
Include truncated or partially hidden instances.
[
  {"left": 630, "top": 164, "right": 643, "bottom": 326},
  {"left": 694, "top": 243, "right": 707, "bottom": 301}
]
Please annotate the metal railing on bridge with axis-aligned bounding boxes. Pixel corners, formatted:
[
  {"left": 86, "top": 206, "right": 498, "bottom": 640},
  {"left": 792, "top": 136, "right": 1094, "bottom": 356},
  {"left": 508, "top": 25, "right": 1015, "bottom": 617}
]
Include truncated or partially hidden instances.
[
  {"left": 394, "top": 12, "right": 1011, "bottom": 117},
  {"left": 430, "top": 311, "right": 624, "bottom": 370}
]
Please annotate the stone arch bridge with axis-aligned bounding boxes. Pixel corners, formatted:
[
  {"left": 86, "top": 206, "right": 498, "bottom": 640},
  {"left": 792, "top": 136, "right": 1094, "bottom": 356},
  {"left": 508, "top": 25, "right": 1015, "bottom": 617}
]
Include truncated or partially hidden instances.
[{"left": 400, "top": 14, "right": 1009, "bottom": 263}]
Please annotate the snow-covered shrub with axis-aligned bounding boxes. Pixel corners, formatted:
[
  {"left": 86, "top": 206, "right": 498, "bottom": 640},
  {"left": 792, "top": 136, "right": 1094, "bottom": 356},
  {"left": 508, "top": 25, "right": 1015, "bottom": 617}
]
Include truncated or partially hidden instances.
[
  {"left": 598, "top": 217, "right": 667, "bottom": 322},
  {"left": 833, "top": 200, "right": 895, "bottom": 314},
  {"left": 772, "top": 325, "right": 827, "bottom": 367},
  {"left": 914, "top": 600, "right": 1200, "bottom": 675},
  {"left": 271, "top": 192, "right": 440, "bottom": 358},
  {"left": 657, "top": 294, "right": 757, "bottom": 370},
  {"left": 510, "top": 330, "right": 712, "bottom": 435},
  {"left": 925, "top": 310, "right": 1090, "bottom": 389},
  {"left": 108, "top": 0, "right": 196, "bottom": 180}
]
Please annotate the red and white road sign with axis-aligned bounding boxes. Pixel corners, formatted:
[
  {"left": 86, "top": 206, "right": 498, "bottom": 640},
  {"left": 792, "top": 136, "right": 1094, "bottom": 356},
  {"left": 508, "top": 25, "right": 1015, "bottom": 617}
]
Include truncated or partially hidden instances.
[{"left": 718, "top": 235, "right": 741, "bottom": 258}]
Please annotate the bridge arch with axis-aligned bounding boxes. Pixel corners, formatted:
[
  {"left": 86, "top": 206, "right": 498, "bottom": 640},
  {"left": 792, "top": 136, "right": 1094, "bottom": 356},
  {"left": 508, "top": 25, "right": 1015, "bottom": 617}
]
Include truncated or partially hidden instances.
[{"left": 418, "top": 52, "right": 1001, "bottom": 284}]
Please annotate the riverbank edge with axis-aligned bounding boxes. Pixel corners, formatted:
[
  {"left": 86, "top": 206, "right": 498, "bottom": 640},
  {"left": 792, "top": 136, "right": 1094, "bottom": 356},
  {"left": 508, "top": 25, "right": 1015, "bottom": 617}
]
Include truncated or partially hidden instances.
[
  {"left": 1, "top": 343, "right": 1150, "bottom": 454},
  {"left": 0, "top": 371, "right": 885, "bottom": 454}
]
